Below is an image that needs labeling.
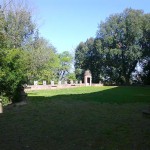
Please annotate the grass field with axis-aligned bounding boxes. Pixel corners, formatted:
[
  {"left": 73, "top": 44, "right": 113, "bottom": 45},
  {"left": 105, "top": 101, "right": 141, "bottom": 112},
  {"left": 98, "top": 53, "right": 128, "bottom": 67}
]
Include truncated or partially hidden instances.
[{"left": 0, "top": 86, "right": 150, "bottom": 150}]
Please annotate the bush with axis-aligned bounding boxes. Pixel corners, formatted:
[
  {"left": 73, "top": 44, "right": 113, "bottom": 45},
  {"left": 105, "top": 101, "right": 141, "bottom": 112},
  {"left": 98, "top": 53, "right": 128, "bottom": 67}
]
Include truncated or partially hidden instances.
[
  {"left": 0, "top": 95, "right": 10, "bottom": 106},
  {"left": 0, "top": 49, "right": 27, "bottom": 103}
]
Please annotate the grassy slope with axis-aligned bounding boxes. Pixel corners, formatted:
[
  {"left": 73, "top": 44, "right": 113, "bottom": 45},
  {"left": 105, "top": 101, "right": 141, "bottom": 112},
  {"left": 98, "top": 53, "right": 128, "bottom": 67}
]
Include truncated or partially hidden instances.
[{"left": 0, "top": 86, "right": 150, "bottom": 150}]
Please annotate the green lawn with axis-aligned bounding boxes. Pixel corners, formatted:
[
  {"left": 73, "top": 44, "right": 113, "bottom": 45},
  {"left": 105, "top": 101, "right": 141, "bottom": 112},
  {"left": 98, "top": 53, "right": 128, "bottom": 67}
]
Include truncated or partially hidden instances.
[{"left": 0, "top": 86, "right": 150, "bottom": 150}]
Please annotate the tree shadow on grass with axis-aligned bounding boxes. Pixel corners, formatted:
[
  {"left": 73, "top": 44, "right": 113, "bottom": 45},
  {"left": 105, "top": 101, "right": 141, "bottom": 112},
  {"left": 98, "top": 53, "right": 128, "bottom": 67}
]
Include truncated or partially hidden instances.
[{"left": 1, "top": 86, "right": 150, "bottom": 150}]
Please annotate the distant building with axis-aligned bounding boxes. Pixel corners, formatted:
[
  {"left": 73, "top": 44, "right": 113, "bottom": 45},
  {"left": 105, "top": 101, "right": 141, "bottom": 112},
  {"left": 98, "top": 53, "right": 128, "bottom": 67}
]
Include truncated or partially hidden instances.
[{"left": 84, "top": 70, "right": 92, "bottom": 86}]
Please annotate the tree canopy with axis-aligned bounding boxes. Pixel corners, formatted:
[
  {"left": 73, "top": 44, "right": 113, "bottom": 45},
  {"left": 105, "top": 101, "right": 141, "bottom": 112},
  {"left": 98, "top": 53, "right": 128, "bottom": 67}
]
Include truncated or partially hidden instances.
[
  {"left": 0, "top": 0, "right": 73, "bottom": 104},
  {"left": 75, "top": 8, "right": 150, "bottom": 85}
]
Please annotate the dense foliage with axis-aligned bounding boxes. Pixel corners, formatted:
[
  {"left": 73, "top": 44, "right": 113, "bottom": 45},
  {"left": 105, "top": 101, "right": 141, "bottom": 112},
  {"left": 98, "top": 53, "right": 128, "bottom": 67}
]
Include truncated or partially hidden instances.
[
  {"left": 75, "top": 8, "right": 150, "bottom": 85},
  {"left": 0, "top": 0, "right": 73, "bottom": 103},
  {"left": 0, "top": 1, "right": 31, "bottom": 103}
]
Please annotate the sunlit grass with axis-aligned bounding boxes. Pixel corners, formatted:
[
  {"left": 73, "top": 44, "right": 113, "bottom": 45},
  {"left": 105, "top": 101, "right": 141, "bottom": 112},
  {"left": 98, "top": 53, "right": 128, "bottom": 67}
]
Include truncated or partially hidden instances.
[
  {"left": 28, "top": 86, "right": 150, "bottom": 103},
  {"left": 28, "top": 86, "right": 115, "bottom": 96}
]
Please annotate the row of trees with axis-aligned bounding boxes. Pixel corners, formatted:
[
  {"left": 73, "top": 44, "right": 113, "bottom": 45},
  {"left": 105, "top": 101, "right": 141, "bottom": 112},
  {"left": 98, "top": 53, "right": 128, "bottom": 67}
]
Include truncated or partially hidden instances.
[
  {"left": 75, "top": 8, "right": 150, "bottom": 85},
  {"left": 0, "top": 0, "right": 74, "bottom": 103}
]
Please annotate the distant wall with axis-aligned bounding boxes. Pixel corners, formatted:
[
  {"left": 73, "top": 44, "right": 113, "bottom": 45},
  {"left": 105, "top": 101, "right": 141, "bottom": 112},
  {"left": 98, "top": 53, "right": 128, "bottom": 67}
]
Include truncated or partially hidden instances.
[{"left": 25, "top": 83, "right": 103, "bottom": 91}]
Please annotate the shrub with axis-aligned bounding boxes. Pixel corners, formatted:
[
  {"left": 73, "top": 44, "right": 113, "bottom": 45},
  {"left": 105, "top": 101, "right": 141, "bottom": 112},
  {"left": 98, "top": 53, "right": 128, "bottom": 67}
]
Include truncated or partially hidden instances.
[{"left": 0, "top": 49, "right": 27, "bottom": 103}]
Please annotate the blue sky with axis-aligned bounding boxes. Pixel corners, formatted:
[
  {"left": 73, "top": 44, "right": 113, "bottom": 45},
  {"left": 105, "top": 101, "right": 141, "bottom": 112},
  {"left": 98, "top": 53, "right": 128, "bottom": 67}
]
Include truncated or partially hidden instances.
[{"left": 33, "top": 0, "right": 150, "bottom": 53}]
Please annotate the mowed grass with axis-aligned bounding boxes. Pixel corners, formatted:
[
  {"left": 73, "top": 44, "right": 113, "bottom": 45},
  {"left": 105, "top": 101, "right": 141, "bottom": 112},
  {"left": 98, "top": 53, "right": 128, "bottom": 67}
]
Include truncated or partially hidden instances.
[{"left": 0, "top": 86, "right": 150, "bottom": 150}]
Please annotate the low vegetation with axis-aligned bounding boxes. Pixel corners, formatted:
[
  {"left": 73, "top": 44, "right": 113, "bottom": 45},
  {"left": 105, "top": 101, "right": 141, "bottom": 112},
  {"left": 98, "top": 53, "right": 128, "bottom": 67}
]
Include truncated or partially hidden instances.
[{"left": 0, "top": 86, "right": 150, "bottom": 150}]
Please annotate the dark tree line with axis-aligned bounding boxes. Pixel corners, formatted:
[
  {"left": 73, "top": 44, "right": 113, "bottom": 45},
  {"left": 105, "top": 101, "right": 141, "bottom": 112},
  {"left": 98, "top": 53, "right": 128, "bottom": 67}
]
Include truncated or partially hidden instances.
[{"left": 75, "top": 8, "right": 150, "bottom": 85}]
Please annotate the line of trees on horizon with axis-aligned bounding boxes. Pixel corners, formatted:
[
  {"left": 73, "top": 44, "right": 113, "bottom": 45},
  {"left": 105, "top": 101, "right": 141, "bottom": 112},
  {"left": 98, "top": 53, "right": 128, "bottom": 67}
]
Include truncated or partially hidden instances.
[{"left": 75, "top": 8, "right": 150, "bottom": 85}]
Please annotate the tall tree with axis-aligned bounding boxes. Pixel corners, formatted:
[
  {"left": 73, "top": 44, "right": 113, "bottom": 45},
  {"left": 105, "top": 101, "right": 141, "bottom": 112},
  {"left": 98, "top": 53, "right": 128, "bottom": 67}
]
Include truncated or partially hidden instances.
[
  {"left": 75, "top": 8, "right": 150, "bottom": 85},
  {"left": 0, "top": 0, "right": 36, "bottom": 103},
  {"left": 24, "top": 37, "right": 57, "bottom": 83},
  {"left": 58, "top": 51, "right": 73, "bottom": 81},
  {"left": 139, "top": 13, "right": 150, "bottom": 84},
  {"left": 2, "top": 0, "right": 36, "bottom": 48},
  {"left": 75, "top": 38, "right": 103, "bottom": 82},
  {"left": 97, "top": 8, "right": 144, "bottom": 84},
  {"left": 75, "top": 41, "right": 88, "bottom": 80},
  {"left": 0, "top": 6, "right": 5, "bottom": 48}
]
